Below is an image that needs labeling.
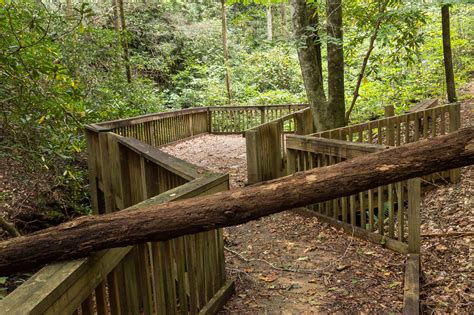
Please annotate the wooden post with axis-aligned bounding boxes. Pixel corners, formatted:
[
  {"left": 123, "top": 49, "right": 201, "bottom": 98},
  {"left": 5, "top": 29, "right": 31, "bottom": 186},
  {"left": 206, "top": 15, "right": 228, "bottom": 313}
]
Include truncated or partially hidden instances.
[
  {"left": 99, "top": 132, "right": 114, "bottom": 214},
  {"left": 407, "top": 178, "right": 420, "bottom": 254},
  {"left": 260, "top": 107, "right": 265, "bottom": 124},
  {"left": 384, "top": 105, "right": 395, "bottom": 117},
  {"left": 287, "top": 149, "right": 297, "bottom": 175},
  {"left": 207, "top": 108, "right": 212, "bottom": 133},
  {"left": 403, "top": 253, "right": 420, "bottom": 315},
  {"left": 85, "top": 129, "right": 100, "bottom": 213},
  {"left": 245, "top": 130, "right": 260, "bottom": 184},
  {"left": 268, "top": 121, "right": 283, "bottom": 179},
  {"left": 385, "top": 105, "right": 395, "bottom": 146},
  {"left": 295, "top": 110, "right": 313, "bottom": 135}
]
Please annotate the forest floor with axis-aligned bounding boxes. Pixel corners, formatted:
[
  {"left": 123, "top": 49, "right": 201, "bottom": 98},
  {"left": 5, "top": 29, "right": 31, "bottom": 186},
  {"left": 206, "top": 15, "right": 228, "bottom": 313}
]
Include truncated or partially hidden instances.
[{"left": 162, "top": 87, "right": 473, "bottom": 313}]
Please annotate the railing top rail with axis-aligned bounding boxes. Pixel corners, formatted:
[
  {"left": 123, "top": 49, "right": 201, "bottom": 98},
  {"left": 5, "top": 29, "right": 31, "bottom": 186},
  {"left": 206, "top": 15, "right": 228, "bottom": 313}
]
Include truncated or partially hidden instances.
[
  {"left": 310, "top": 102, "right": 459, "bottom": 137},
  {"left": 86, "top": 104, "right": 310, "bottom": 132},
  {"left": 208, "top": 104, "right": 308, "bottom": 111},
  {"left": 118, "top": 135, "right": 212, "bottom": 181},
  {"left": 90, "top": 107, "right": 209, "bottom": 130},
  {"left": 286, "top": 135, "right": 389, "bottom": 159}
]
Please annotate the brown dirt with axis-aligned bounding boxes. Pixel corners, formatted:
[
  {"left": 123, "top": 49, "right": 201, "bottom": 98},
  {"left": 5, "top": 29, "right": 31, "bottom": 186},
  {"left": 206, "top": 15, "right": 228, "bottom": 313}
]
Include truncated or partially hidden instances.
[
  {"left": 162, "top": 87, "right": 474, "bottom": 313},
  {"left": 419, "top": 85, "right": 473, "bottom": 313},
  {"left": 162, "top": 135, "right": 406, "bottom": 313}
]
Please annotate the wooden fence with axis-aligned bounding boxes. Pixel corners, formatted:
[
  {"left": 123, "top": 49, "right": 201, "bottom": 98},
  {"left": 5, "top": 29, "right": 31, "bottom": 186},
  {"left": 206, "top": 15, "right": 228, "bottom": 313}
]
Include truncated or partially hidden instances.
[
  {"left": 245, "top": 107, "right": 314, "bottom": 183},
  {"left": 246, "top": 102, "right": 461, "bottom": 184},
  {"left": 287, "top": 136, "right": 420, "bottom": 255},
  {"left": 2, "top": 129, "right": 234, "bottom": 314},
  {"left": 88, "top": 104, "right": 308, "bottom": 148},
  {"left": 209, "top": 104, "right": 307, "bottom": 134}
]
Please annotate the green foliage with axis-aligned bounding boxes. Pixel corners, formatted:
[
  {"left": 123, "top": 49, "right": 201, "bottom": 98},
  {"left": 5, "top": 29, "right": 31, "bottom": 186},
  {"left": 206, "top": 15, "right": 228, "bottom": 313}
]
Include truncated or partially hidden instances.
[{"left": 1, "top": 0, "right": 473, "bottom": 219}]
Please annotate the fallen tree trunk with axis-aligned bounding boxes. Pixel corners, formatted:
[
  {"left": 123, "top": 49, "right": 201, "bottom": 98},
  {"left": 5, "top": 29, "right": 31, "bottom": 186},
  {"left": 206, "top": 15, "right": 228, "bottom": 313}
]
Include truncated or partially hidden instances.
[{"left": 1, "top": 127, "right": 473, "bottom": 274}]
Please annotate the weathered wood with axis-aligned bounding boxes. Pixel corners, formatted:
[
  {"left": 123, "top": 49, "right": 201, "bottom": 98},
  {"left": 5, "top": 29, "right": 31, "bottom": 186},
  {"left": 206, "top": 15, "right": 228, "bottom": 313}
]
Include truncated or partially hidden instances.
[
  {"left": 407, "top": 178, "right": 421, "bottom": 254},
  {"left": 405, "top": 98, "right": 438, "bottom": 113},
  {"left": 198, "top": 280, "right": 235, "bottom": 315},
  {"left": 0, "top": 248, "right": 131, "bottom": 314},
  {"left": 0, "top": 128, "right": 473, "bottom": 274},
  {"left": 403, "top": 254, "right": 420, "bottom": 315},
  {"left": 245, "top": 130, "right": 260, "bottom": 184},
  {"left": 287, "top": 135, "right": 388, "bottom": 159}
]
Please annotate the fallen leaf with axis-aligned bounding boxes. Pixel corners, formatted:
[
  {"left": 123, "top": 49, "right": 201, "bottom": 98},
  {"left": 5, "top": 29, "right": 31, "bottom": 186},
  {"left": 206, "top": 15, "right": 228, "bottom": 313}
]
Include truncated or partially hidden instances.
[
  {"left": 297, "top": 256, "right": 309, "bottom": 261},
  {"left": 259, "top": 273, "right": 279, "bottom": 282},
  {"left": 336, "top": 264, "right": 350, "bottom": 272}
]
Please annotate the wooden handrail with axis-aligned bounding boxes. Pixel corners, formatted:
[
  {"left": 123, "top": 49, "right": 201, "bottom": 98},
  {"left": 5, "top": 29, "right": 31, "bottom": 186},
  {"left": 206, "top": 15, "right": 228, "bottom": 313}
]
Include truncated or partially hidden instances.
[
  {"left": 286, "top": 135, "right": 389, "bottom": 159},
  {"left": 87, "top": 104, "right": 309, "bottom": 131}
]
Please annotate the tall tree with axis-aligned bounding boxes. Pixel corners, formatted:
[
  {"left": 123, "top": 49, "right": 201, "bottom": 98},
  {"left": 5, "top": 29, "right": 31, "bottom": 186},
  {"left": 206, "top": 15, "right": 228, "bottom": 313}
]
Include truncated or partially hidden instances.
[
  {"left": 116, "top": 0, "right": 132, "bottom": 83},
  {"left": 65, "top": 0, "right": 73, "bottom": 17},
  {"left": 221, "top": 0, "right": 232, "bottom": 103},
  {"left": 345, "top": 0, "right": 388, "bottom": 122},
  {"left": 290, "top": 0, "right": 345, "bottom": 131},
  {"left": 266, "top": 4, "right": 273, "bottom": 41},
  {"left": 441, "top": 4, "right": 457, "bottom": 102},
  {"left": 280, "top": 2, "right": 288, "bottom": 38},
  {"left": 326, "top": 0, "right": 345, "bottom": 127}
]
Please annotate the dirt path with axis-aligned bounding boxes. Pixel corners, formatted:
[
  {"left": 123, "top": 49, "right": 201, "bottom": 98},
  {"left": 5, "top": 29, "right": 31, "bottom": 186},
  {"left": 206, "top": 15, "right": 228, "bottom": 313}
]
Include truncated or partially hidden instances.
[
  {"left": 162, "top": 89, "right": 473, "bottom": 313},
  {"left": 162, "top": 135, "right": 405, "bottom": 313}
]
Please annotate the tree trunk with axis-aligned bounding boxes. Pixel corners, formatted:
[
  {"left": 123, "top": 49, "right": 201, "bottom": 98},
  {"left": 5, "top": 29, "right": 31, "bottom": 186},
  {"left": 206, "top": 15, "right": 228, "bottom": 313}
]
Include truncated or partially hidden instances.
[
  {"left": 111, "top": 0, "right": 120, "bottom": 31},
  {"left": 221, "top": 0, "right": 232, "bottom": 104},
  {"left": 290, "top": 0, "right": 328, "bottom": 131},
  {"left": 441, "top": 5, "right": 457, "bottom": 102},
  {"left": 65, "top": 0, "right": 73, "bottom": 17},
  {"left": 117, "top": 0, "right": 132, "bottom": 83},
  {"left": 326, "top": 0, "right": 345, "bottom": 128},
  {"left": 266, "top": 5, "right": 273, "bottom": 41},
  {"left": 280, "top": 2, "right": 288, "bottom": 38},
  {"left": 345, "top": 0, "right": 388, "bottom": 122},
  {"left": 0, "top": 127, "right": 473, "bottom": 274}
]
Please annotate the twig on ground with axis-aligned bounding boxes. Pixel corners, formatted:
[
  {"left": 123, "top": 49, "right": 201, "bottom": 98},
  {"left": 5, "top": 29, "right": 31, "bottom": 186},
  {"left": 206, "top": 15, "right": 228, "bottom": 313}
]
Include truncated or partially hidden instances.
[{"left": 224, "top": 226, "right": 355, "bottom": 274}]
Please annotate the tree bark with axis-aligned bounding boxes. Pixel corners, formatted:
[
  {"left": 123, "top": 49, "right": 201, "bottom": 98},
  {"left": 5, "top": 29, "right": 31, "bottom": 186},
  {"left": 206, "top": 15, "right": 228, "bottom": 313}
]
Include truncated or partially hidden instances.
[
  {"left": 221, "top": 0, "right": 232, "bottom": 104},
  {"left": 111, "top": 0, "right": 120, "bottom": 31},
  {"left": 290, "top": 0, "right": 329, "bottom": 131},
  {"left": 266, "top": 5, "right": 273, "bottom": 41},
  {"left": 441, "top": 5, "right": 457, "bottom": 102},
  {"left": 326, "top": 0, "right": 345, "bottom": 128},
  {"left": 117, "top": 0, "right": 132, "bottom": 83},
  {"left": 280, "top": 2, "right": 288, "bottom": 38},
  {"left": 345, "top": 0, "right": 388, "bottom": 122},
  {"left": 0, "top": 127, "right": 473, "bottom": 275},
  {"left": 65, "top": 0, "right": 73, "bottom": 17}
]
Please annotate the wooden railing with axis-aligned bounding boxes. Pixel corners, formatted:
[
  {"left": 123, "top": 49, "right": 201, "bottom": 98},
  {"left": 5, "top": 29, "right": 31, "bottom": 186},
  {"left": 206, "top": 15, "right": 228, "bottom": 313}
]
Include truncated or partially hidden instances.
[
  {"left": 2, "top": 130, "right": 234, "bottom": 314},
  {"left": 209, "top": 104, "right": 307, "bottom": 134},
  {"left": 311, "top": 103, "right": 461, "bottom": 182},
  {"left": 245, "top": 107, "right": 313, "bottom": 183},
  {"left": 89, "top": 107, "right": 210, "bottom": 148},
  {"left": 286, "top": 136, "right": 420, "bottom": 254},
  {"left": 88, "top": 104, "right": 309, "bottom": 148},
  {"left": 246, "top": 102, "right": 461, "bottom": 185}
]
